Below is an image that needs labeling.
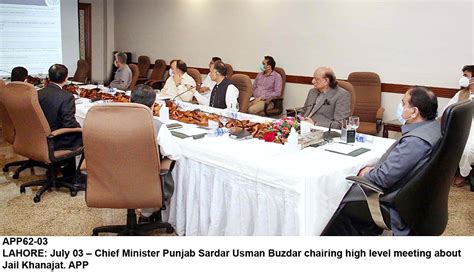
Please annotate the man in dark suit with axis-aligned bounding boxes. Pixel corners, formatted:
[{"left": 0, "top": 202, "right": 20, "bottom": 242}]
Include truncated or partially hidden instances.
[
  {"left": 300, "top": 67, "right": 351, "bottom": 128},
  {"left": 38, "top": 64, "right": 82, "bottom": 183}
]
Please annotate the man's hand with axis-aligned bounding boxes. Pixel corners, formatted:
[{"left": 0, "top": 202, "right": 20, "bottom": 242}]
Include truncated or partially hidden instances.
[
  {"left": 303, "top": 117, "right": 314, "bottom": 125},
  {"left": 358, "top": 166, "right": 374, "bottom": 177},
  {"left": 173, "top": 73, "right": 182, "bottom": 85},
  {"left": 199, "top": 86, "right": 210, "bottom": 93}
]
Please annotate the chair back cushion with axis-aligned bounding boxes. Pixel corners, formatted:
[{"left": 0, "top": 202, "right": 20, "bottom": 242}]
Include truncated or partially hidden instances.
[
  {"left": 274, "top": 67, "right": 286, "bottom": 97},
  {"left": 128, "top": 64, "right": 140, "bottom": 89},
  {"left": 137, "top": 56, "right": 151, "bottom": 78},
  {"left": 391, "top": 100, "right": 473, "bottom": 235},
  {"left": 150, "top": 59, "right": 167, "bottom": 81},
  {"left": 0, "top": 82, "right": 51, "bottom": 162},
  {"left": 0, "top": 80, "right": 15, "bottom": 144},
  {"left": 84, "top": 103, "right": 163, "bottom": 209},
  {"left": 224, "top": 63, "right": 234, "bottom": 79},
  {"left": 231, "top": 74, "right": 252, "bottom": 113},
  {"left": 337, "top": 80, "right": 356, "bottom": 115},
  {"left": 73, "top": 59, "right": 90, "bottom": 82},
  {"left": 348, "top": 72, "right": 381, "bottom": 123},
  {"left": 187, "top": 68, "right": 202, "bottom": 86}
]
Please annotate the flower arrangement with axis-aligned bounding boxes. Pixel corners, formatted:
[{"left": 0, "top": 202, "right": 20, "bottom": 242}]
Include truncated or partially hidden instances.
[{"left": 261, "top": 116, "right": 300, "bottom": 144}]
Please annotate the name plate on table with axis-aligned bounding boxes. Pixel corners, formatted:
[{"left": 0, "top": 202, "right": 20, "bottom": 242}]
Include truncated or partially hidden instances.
[
  {"left": 323, "top": 142, "right": 370, "bottom": 157},
  {"left": 299, "top": 129, "right": 324, "bottom": 149}
]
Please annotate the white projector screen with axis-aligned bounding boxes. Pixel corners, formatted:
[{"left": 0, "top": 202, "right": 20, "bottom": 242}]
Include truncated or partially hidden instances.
[{"left": 0, "top": 0, "right": 79, "bottom": 78}]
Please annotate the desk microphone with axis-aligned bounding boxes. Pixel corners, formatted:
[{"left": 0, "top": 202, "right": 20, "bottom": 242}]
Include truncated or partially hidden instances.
[
  {"left": 323, "top": 120, "right": 342, "bottom": 140},
  {"left": 171, "top": 85, "right": 195, "bottom": 101}
]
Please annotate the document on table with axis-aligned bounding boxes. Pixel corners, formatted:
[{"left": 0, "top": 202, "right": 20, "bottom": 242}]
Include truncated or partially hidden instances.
[
  {"left": 171, "top": 127, "right": 208, "bottom": 139},
  {"left": 323, "top": 142, "right": 370, "bottom": 156}
]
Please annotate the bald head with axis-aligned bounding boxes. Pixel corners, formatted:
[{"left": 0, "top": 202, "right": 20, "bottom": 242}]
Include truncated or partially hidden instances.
[{"left": 312, "top": 67, "right": 338, "bottom": 91}]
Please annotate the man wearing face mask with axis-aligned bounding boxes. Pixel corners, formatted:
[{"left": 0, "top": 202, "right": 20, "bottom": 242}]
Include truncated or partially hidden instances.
[
  {"left": 444, "top": 68, "right": 474, "bottom": 187},
  {"left": 353, "top": 86, "right": 440, "bottom": 235},
  {"left": 160, "top": 59, "right": 196, "bottom": 102},
  {"left": 109, "top": 52, "right": 132, "bottom": 90},
  {"left": 248, "top": 56, "right": 282, "bottom": 114}
]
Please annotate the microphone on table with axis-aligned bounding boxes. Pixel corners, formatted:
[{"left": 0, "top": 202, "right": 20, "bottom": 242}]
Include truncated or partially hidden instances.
[
  {"left": 171, "top": 85, "right": 195, "bottom": 101},
  {"left": 323, "top": 120, "right": 342, "bottom": 140}
]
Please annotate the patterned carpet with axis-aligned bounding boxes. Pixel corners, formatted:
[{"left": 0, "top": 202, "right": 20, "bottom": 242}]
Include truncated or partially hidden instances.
[{"left": 0, "top": 137, "right": 472, "bottom": 236}]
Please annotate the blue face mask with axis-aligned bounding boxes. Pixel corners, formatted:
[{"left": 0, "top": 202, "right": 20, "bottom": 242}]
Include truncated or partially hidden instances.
[
  {"left": 259, "top": 63, "right": 266, "bottom": 72},
  {"left": 396, "top": 102, "right": 407, "bottom": 125}
]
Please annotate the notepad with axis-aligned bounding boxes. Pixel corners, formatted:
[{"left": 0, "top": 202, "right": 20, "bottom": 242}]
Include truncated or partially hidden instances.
[{"left": 171, "top": 127, "right": 208, "bottom": 139}]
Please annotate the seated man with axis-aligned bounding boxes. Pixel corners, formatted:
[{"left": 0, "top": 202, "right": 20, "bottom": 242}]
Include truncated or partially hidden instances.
[
  {"left": 200, "top": 57, "right": 221, "bottom": 94},
  {"left": 38, "top": 64, "right": 82, "bottom": 184},
  {"left": 248, "top": 56, "right": 282, "bottom": 114},
  {"left": 11, "top": 66, "right": 28, "bottom": 82},
  {"left": 160, "top": 60, "right": 196, "bottom": 102},
  {"left": 130, "top": 84, "right": 182, "bottom": 220},
  {"left": 192, "top": 61, "right": 239, "bottom": 110},
  {"left": 345, "top": 86, "right": 440, "bottom": 235},
  {"left": 445, "top": 73, "right": 474, "bottom": 186},
  {"left": 300, "top": 67, "right": 351, "bottom": 128},
  {"left": 109, "top": 52, "right": 132, "bottom": 90}
]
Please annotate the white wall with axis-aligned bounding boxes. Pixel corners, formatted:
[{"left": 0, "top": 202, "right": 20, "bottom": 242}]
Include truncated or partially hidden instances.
[{"left": 113, "top": 0, "right": 469, "bottom": 120}]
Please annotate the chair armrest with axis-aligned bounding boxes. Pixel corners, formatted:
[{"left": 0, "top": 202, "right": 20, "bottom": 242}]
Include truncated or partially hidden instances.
[
  {"left": 49, "top": 127, "right": 83, "bottom": 138},
  {"left": 160, "top": 159, "right": 176, "bottom": 176},
  {"left": 264, "top": 96, "right": 284, "bottom": 115},
  {"left": 346, "top": 176, "right": 385, "bottom": 194},
  {"left": 346, "top": 175, "right": 390, "bottom": 230},
  {"left": 376, "top": 107, "right": 385, "bottom": 132},
  {"left": 47, "top": 128, "right": 83, "bottom": 162}
]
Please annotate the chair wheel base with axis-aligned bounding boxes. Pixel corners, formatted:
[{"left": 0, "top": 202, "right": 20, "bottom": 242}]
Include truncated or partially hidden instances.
[
  {"left": 70, "top": 190, "right": 77, "bottom": 197},
  {"left": 2, "top": 166, "right": 8, "bottom": 172},
  {"left": 20, "top": 187, "right": 26, "bottom": 194},
  {"left": 33, "top": 196, "right": 41, "bottom": 203},
  {"left": 12, "top": 173, "right": 19, "bottom": 179}
]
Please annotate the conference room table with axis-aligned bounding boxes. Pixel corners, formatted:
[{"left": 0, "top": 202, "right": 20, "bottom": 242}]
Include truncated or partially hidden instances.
[{"left": 74, "top": 91, "right": 395, "bottom": 236}]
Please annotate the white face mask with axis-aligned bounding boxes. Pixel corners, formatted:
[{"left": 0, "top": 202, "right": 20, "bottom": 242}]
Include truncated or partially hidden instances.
[
  {"left": 459, "top": 76, "right": 469, "bottom": 88},
  {"left": 396, "top": 102, "right": 416, "bottom": 125}
]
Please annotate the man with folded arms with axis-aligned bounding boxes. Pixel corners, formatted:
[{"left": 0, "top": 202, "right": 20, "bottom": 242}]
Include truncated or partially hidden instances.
[
  {"left": 248, "top": 56, "right": 282, "bottom": 114},
  {"left": 160, "top": 60, "right": 196, "bottom": 102},
  {"left": 38, "top": 64, "right": 83, "bottom": 186},
  {"left": 192, "top": 61, "right": 239, "bottom": 110},
  {"left": 130, "top": 84, "right": 182, "bottom": 222},
  {"left": 300, "top": 67, "right": 351, "bottom": 128},
  {"left": 109, "top": 52, "right": 132, "bottom": 90}
]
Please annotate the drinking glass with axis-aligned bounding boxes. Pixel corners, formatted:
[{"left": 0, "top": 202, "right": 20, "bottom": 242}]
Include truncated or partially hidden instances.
[{"left": 349, "top": 116, "right": 360, "bottom": 131}]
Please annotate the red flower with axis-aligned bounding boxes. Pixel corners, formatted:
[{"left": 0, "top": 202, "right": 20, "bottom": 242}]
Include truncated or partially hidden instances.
[
  {"left": 263, "top": 131, "right": 276, "bottom": 142},
  {"left": 282, "top": 126, "right": 290, "bottom": 134}
]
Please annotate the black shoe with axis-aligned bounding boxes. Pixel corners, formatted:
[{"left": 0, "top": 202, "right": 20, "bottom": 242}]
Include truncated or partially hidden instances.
[{"left": 72, "top": 173, "right": 87, "bottom": 191}]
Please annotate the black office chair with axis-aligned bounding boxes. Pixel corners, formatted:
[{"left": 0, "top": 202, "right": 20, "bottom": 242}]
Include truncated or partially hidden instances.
[{"left": 322, "top": 100, "right": 473, "bottom": 236}]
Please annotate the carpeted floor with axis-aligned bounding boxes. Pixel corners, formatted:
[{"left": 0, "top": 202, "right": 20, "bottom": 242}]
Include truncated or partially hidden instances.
[{"left": 0, "top": 137, "right": 472, "bottom": 236}]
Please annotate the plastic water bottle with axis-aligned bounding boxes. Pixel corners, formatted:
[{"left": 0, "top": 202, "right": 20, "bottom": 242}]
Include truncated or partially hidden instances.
[
  {"left": 207, "top": 127, "right": 229, "bottom": 137},
  {"left": 159, "top": 104, "right": 169, "bottom": 123},
  {"left": 286, "top": 127, "right": 299, "bottom": 151}
]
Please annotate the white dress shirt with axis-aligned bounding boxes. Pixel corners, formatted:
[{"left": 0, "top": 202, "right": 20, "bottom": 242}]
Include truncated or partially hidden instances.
[
  {"left": 160, "top": 72, "right": 196, "bottom": 102},
  {"left": 193, "top": 83, "right": 240, "bottom": 111},
  {"left": 201, "top": 73, "right": 216, "bottom": 91},
  {"left": 156, "top": 123, "right": 182, "bottom": 161}
]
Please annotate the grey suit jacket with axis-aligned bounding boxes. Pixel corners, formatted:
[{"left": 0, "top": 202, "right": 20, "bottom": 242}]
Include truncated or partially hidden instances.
[{"left": 300, "top": 86, "right": 351, "bottom": 128}]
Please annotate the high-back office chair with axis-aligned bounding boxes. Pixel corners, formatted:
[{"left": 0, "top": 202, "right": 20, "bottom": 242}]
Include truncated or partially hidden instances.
[
  {"left": 84, "top": 103, "right": 173, "bottom": 235},
  {"left": 128, "top": 63, "right": 140, "bottom": 89},
  {"left": 0, "top": 82, "right": 83, "bottom": 202},
  {"left": 0, "top": 81, "right": 45, "bottom": 178},
  {"left": 337, "top": 80, "right": 356, "bottom": 115},
  {"left": 186, "top": 68, "right": 202, "bottom": 89},
  {"left": 257, "top": 67, "right": 287, "bottom": 117},
  {"left": 224, "top": 63, "right": 234, "bottom": 79},
  {"left": 145, "top": 59, "right": 167, "bottom": 89},
  {"left": 137, "top": 55, "right": 151, "bottom": 80},
  {"left": 71, "top": 59, "right": 90, "bottom": 83},
  {"left": 348, "top": 72, "right": 384, "bottom": 135},
  {"left": 231, "top": 74, "right": 253, "bottom": 113},
  {"left": 322, "top": 100, "right": 473, "bottom": 235}
]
